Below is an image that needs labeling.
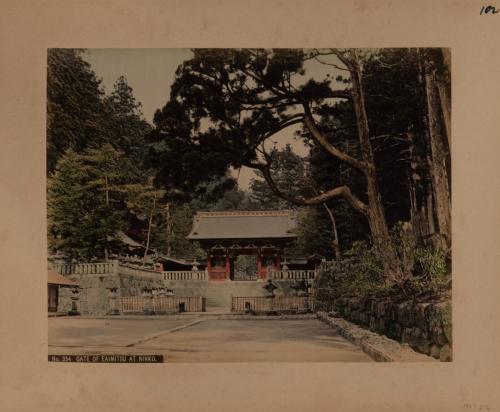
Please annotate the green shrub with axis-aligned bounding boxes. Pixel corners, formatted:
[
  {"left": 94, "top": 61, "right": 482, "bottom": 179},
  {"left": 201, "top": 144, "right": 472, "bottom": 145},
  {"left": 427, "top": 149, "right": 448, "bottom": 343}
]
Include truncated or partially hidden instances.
[{"left": 331, "top": 222, "right": 451, "bottom": 300}]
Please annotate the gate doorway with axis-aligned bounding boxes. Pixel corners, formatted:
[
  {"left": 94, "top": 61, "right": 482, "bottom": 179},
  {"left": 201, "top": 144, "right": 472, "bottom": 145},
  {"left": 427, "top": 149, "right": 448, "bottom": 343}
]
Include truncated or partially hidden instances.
[{"left": 231, "top": 254, "right": 258, "bottom": 281}]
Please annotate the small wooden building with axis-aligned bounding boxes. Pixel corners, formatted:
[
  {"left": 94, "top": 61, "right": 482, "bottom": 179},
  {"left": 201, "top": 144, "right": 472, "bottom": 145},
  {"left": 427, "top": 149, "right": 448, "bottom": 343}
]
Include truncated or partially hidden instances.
[
  {"left": 154, "top": 255, "right": 207, "bottom": 272},
  {"left": 47, "top": 269, "right": 78, "bottom": 313}
]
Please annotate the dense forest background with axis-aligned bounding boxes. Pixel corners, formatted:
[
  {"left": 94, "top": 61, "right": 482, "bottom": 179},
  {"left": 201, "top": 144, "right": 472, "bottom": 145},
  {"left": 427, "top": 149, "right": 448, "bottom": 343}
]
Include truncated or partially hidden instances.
[{"left": 47, "top": 48, "right": 451, "bottom": 298}]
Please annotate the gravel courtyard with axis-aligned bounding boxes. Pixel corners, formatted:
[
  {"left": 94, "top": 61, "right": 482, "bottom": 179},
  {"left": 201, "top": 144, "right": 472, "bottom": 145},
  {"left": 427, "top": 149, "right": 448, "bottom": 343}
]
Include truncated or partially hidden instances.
[{"left": 48, "top": 315, "right": 373, "bottom": 362}]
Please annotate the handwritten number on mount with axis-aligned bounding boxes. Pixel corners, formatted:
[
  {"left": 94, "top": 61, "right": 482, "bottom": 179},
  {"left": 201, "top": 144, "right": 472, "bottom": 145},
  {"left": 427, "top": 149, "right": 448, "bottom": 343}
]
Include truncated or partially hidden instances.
[{"left": 480, "top": 5, "right": 499, "bottom": 14}]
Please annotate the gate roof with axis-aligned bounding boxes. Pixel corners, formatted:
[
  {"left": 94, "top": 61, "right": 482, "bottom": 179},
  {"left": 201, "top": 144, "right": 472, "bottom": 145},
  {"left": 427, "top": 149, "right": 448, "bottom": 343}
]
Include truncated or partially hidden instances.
[{"left": 187, "top": 210, "right": 298, "bottom": 240}]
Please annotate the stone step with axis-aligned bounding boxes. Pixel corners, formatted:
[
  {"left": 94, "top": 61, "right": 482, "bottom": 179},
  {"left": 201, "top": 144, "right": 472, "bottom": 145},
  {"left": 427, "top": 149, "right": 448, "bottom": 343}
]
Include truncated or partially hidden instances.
[
  {"left": 166, "top": 280, "right": 293, "bottom": 301},
  {"left": 205, "top": 297, "right": 231, "bottom": 307}
]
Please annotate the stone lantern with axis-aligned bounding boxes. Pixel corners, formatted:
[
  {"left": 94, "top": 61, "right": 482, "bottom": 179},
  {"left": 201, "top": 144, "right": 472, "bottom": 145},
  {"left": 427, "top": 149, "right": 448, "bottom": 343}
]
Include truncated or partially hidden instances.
[
  {"left": 68, "top": 287, "right": 81, "bottom": 316},
  {"left": 141, "top": 287, "right": 154, "bottom": 314},
  {"left": 263, "top": 279, "right": 278, "bottom": 297},
  {"left": 290, "top": 279, "right": 310, "bottom": 297},
  {"left": 107, "top": 287, "right": 119, "bottom": 315},
  {"left": 157, "top": 286, "right": 167, "bottom": 298}
]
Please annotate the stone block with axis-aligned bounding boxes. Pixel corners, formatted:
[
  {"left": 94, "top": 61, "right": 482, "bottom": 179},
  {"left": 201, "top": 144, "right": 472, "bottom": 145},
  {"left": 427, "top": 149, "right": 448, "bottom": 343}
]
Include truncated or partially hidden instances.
[
  {"left": 402, "top": 327, "right": 412, "bottom": 344},
  {"left": 439, "top": 344, "right": 452, "bottom": 362},
  {"left": 375, "top": 301, "right": 385, "bottom": 317},
  {"left": 430, "top": 344, "right": 441, "bottom": 359},
  {"left": 388, "top": 322, "right": 402, "bottom": 340},
  {"left": 406, "top": 304, "right": 417, "bottom": 327},
  {"left": 418, "top": 339, "right": 431, "bottom": 355},
  {"left": 396, "top": 303, "right": 405, "bottom": 323},
  {"left": 435, "top": 327, "right": 448, "bottom": 346},
  {"left": 378, "top": 317, "right": 386, "bottom": 332},
  {"left": 441, "top": 303, "right": 452, "bottom": 345},
  {"left": 389, "top": 304, "right": 397, "bottom": 321},
  {"left": 360, "top": 312, "right": 369, "bottom": 325},
  {"left": 415, "top": 303, "right": 431, "bottom": 331},
  {"left": 443, "top": 322, "right": 452, "bottom": 345},
  {"left": 369, "top": 317, "right": 376, "bottom": 331},
  {"left": 406, "top": 327, "right": 422, "bottom": 350}
]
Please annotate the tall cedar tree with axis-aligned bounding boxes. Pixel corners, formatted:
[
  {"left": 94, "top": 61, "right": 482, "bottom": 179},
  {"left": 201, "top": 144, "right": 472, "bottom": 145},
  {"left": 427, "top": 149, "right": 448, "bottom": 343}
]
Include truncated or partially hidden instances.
[
  {"left": 48, "top": 147, "right": 124, "bottom": 260},
  {"left": 47, "top": 49, "right": 107, "bottom": 174}
]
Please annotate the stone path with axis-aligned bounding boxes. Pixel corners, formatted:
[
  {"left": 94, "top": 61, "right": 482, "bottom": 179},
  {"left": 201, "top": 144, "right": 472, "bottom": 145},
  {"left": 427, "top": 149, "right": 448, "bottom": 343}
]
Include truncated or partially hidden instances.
[{"left": 48, "top": 315, "right": 373, "bottom": 362}]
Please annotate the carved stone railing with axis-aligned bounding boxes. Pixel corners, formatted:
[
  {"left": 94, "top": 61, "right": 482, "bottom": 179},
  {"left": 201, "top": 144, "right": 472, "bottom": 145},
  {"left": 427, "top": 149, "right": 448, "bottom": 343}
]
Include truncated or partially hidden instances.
[
  {"left": 268, "top": 270, "right": 317, "bottom": 280},
  {"left": 162, "top": 270, "right": 208, "bottom": 281},
  {"left": 50, "top": 260, "right": 209, "bottom": 282},
  {"left": 50, "top": 260, "right": 119, "bottom": 275}
]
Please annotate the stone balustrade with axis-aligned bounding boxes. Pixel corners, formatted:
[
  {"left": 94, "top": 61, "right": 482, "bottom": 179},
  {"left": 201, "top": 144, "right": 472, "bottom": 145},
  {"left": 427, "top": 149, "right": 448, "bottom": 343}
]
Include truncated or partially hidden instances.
[
  {"left": 268, "top": 269, "right": 317, "bottom": 280},
  {"left": 162, "top": 270, "right": 208, "bottom": 281},
  {"left": 50, "top": 260, "right": 119, "bottom": 275}
]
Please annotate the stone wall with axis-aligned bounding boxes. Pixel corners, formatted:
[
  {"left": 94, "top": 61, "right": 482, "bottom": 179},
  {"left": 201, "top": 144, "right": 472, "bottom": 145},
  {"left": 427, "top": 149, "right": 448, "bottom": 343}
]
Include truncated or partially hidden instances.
[
  {"left": 57, "top": 274, "right": 304, "bottom": 315},
  {"left": 55, "top": 264, "right": 165, "bottom": 315},
  {"left": 330, "top": 297, "right": 452, "bottom": 361},
  {"left": 59, "top": 273, "right": 121, "bottom": 315},
  {"left": 118, "top": 275, "right": 164, "bottom": 297}
]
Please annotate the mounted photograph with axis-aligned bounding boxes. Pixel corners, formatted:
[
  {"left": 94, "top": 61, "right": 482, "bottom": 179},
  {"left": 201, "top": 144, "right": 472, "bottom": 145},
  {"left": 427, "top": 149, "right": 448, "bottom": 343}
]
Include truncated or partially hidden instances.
[{"left": 47, "top": 48, "right": 451, "bottom": 362}]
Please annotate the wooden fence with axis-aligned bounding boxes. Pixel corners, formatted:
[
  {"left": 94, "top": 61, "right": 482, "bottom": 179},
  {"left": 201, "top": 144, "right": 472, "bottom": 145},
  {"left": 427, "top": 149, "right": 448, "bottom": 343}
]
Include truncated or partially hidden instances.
[
  {"left": 120, "top": 296, "right": 145, "bottom": 313},
  {"left": 120, "top": 296, "right": 204, "bottom": 313},
  {"left": 153, "top": 296, "right": 204, "bottom": 312},
  {"left": 231, "top": 296, "right": 310, "bottom": 312}
]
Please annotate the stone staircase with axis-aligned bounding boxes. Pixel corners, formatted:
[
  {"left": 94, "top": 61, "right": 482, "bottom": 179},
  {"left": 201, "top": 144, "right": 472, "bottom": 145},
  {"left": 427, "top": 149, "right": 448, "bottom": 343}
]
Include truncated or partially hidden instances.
[
  {"left": 163, "top": 279, "right": 297, "bottom": 312},
  {"left": 205, "top": 281, "right": 268, "bottom": 312}
]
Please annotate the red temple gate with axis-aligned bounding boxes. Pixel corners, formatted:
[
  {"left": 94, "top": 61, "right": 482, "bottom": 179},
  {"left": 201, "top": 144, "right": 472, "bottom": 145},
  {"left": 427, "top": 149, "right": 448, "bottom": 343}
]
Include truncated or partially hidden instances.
[{"left": 187, "top": 211, "right": 296, "bottom": 281}]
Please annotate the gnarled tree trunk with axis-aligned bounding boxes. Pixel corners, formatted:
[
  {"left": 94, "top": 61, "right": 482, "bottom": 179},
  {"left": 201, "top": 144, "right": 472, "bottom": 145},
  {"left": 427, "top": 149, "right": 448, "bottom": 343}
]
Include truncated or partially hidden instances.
[
  {"left": 348, "top": 51, "right": 392, "bottom": 247},
  {"left": 346, "top": 50, "right": 403, "bottom": 279},
  {"left": 407, "top": 130, "right": 436, "bottom": 246},
  {"left": 422, "top": 49, "right": 451, "bottom": 251}
]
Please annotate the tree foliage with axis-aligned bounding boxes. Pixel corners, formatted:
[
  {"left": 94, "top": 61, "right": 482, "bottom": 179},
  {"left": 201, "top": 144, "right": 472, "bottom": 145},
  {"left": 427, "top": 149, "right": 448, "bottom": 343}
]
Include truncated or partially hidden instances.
[
  {"left": 47, "top": 49, "right": 107, "bottom": 173},
  {"left": 47, "top": 51, "right": 155, "bottom": 260},
  {"left": 48, "top": 147, "right": 125, "bottom": 260}
]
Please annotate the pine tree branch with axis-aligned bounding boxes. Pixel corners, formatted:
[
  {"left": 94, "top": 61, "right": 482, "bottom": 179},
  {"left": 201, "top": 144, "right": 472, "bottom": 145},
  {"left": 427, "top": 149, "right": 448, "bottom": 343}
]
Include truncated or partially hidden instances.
[
  {"left": 302, "top": 105, "right": 367, "bottom": 173},
  {"left": 245, "top": 159, "right": 368, "bottom": 215}
]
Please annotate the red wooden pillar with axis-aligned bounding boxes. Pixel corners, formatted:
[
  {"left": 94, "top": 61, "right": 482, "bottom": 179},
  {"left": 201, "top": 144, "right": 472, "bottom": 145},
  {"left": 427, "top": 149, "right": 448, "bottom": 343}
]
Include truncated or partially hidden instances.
[
  {"left": 257, "top": 250, "right": 264, "bottom": 280},
  {"left": 225, "top": 251, "right": 230, "bottom": 280},
  {"left": 275, "top": 251, "right": 281, "bottom": 270},
  {"left": 207, "top": 256, "right": 212, "bottom": 279}
]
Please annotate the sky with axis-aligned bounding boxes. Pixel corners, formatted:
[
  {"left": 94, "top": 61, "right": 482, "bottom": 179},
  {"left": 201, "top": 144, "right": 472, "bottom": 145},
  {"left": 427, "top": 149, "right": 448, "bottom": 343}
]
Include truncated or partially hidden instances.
[{"left": 84, "top": 49, "right": 344, "bottom": 190}]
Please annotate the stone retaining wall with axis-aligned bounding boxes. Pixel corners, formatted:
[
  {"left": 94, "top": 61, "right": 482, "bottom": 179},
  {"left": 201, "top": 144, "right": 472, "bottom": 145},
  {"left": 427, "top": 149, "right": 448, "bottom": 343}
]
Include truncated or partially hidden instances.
[
  {"left": 330, "top": 297, "right": 452, "bottom": 361},
  {"left": 57, "top": 273, "right": 303, "bottom": 315},
  {"left": 58, "top": 273, "right": 120, "bottom": 315}
]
